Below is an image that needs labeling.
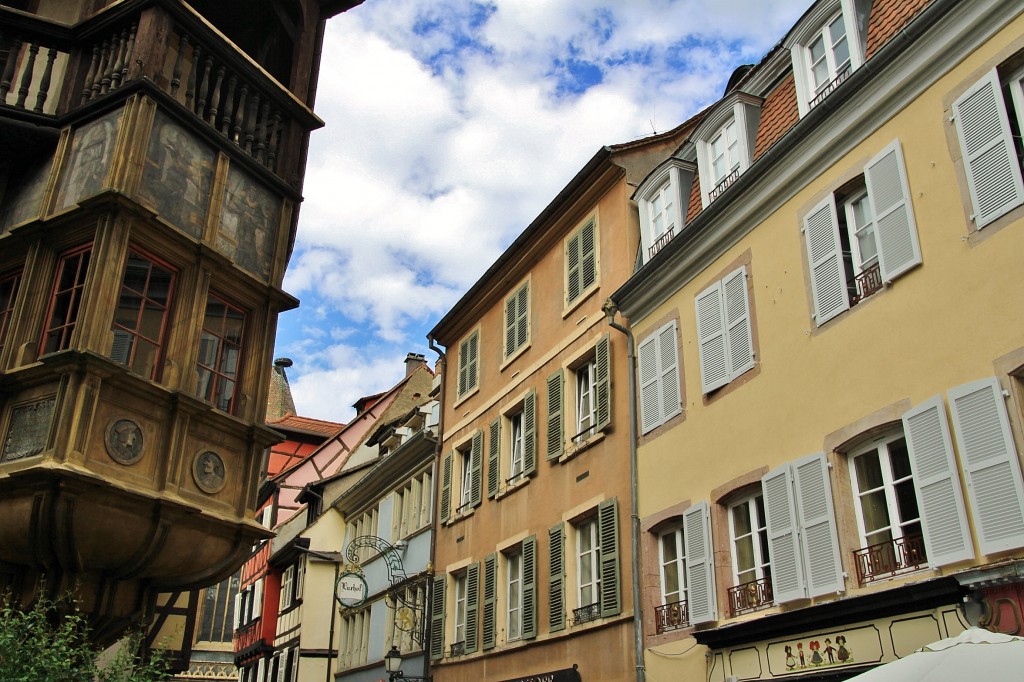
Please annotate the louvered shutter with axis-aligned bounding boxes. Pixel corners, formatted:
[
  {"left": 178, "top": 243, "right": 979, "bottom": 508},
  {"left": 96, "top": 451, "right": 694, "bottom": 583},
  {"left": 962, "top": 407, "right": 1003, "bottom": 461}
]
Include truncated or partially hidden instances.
[
  {"left": 566, "top": 231, "right": 582, "bottom": 304},
  {"left": 949, "top": 378, "right": 1024, "bottom": 555},
  {"left": 903, "top": 395, "right": 974, "bottom": 566},
  {"left": 458, "top": 336, "right": 469, "bottom": 396},
  {"left": 482, "top": 553, "right": 497, "bottom": 650},
  {"left": 440, "top": 452, "right": 452, "bottom": 521},
  {"left": 597, "top": 498, "right": 621, "bottom": 617},
  {"left": 696, "top": 281, "right": 728, "bottom": 393},
  {"left": 580, "top": 219, "right": 597, "bottom": 291},
  {"left": 804, "top": 196, "right": 849, "bottom": 324},
  {"left": 638, "top": 333, "right": 661, "bottom": 433},
  {"left": 523, "top": 390, "right": 537, "bottom": 476},
  {"left": 546, "top": 370, "right": 563, "bottom": 460},
  {"left": 762, "top": 465, "right": 805, "bottom": 603},
  {"left": 233, "top": 591, "right": 242, "bottom": 629},
  {"left": 865, "top": 139, "right": 921, "bottom": 281},
  {"left": 429, "top": 575, "right": 445, "bottom": 660},
  {"left": 658, "top": 322, "right": 681, "bottom": 423},
  {"left": 792, "top": 453, "right": 844, "bottom": 597},
  {"left": 505, "top": 294, "right": 517, "bottom": 356},
  {"left": 470, "top": 431, "right": 483, "bottom": 507},
  {"left": 253, "top": 578, "right": 263, "bottom": 620},
  {"left": 549, "top": 523, "right": 565, "bottom": 632},
  {"left": 952, "top": 69, "right": 1024, "bottom": 228},
  {"left": 723, "top": 266, "right": 754, "bottom": 380},
  {"left": 522, "top": 535, "right": 538, "bottom": 638},
  {"left": 464, "top": 562, "right": 480, "bottom": 654},
  {"left": 516, "top": 284, "right": 529, "bottom": 349},
  {"left": 683, "top": 501, "right": 717, "bottom": 624},
  {"left": 595, "top": 333, "right": 612, "bottom": 431},
  {"left": 487, "top": 418, "right": 500, "bottom": 499}
]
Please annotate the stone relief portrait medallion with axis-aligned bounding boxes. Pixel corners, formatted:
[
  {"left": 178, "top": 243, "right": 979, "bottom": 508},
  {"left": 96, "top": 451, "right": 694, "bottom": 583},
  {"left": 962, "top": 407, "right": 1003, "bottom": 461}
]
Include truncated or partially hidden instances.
[
  {"left": 193, "top": 450, "right": 226, "bottom": 494},
  {"left": 105, "top": 418, "right": 144, "bottom": 465}
]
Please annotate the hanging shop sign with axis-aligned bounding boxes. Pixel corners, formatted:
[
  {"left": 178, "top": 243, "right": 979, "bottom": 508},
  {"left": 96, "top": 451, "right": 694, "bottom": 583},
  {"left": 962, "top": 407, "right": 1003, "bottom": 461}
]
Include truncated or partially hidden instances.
[{"left": 335, "top": 571, "right": 369, "bottom": 608}]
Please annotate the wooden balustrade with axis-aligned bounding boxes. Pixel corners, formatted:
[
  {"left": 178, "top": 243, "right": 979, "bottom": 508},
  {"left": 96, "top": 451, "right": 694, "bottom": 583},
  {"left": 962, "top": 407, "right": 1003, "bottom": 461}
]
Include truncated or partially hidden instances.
[{"left": 0, "top": 13, "right": 71, "bottom": 115}]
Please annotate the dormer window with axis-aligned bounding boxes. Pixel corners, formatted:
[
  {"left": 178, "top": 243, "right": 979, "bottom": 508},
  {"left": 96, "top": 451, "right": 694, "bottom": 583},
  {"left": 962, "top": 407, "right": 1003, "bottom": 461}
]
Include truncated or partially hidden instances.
[
  {"left": 693, "top": 93, "right": 762, "bottom": 209},
  {"left": 634, "top": 158, "right": 695, "bottom": 266},
  {"left": 787, "top": 0, "right": 869, "bottom": 116}
]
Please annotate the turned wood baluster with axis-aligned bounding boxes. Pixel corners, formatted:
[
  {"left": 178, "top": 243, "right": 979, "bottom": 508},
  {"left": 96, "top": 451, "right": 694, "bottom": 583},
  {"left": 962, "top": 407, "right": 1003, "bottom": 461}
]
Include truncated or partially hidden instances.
[
  {"left": 109, "top": 28, "right": 128, "bottom": 90},
  {"left": 90, "top": 40, "right": 109, "bottom": 99},
  {"left": 15, "top": 42, "right": 38, "bottom": 109},
  {"left": 220, "top": 74, "right": 237, "bottom": 135},
  {"left": 207, "top": 64, "right": 225, "bottom": 126},
  {"left": 170, "top": 33, "right": 188, "bottom": 98},
  {"left": 266, "top": 110, "right": 282, "bottom": 170},
  {"left": 33, "top": 46, "right": 57, "bottom": 113},
  {"left": 196, "top": 54, "right": 212, "bottom": 118},
  {"left": 254, "top": 99, "right": 270, "bottom": 162},
  {"left": 185, "top": 42, "right": 200, "bottom": 110},
  {"left": 120, "top": 23, "right": 136, "bottom": 86},
  {"left": 232, "top": 82, "right": 248, "bottom": 144},
  {"left": 1, "top": 37, "right": 21, "bottom": 104},
  {"left": 98, "top": 39, "right": 113, "bottom": 95},
  {"left": 80, "top": 43, "right": 99, "bottom": 103},
  {"left": 243, "top": 91, "right": 259, "bottom": 153}
]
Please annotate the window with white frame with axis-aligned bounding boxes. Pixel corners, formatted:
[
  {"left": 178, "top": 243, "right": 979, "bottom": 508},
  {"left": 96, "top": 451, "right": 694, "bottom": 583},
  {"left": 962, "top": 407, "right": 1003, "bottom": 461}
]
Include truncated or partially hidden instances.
[
  {"left": 848, "top": 430, "right": 925, "bottom": 582},
  {"left": 638, "top": 320, "right": 681, "bottom": 434},
  {"left": 803, "top": 139, "right": 921, "bottom": 326},
  {"left": 393, "top": 467, "right": 433, "bottom": 541},
  {"left": 634, "top": 158, "right": 695, "bottom": 265},
  {"left": 338, "top": 608, "right": 370, "bottom": 670},
  {"left": 453, "top": 572, "right": 468, "bottom": 649},
  {"left": 506, "top": 549, "right": 524, "bottom": 641},
  {"left": 504, "top": 280, "right": 530, "bottom": 359},
  {"left": 575, "top": 359, "right": 597, "bottom": 440},
  {"left": 346, "top": 507, "right": 379, "bottom": 563},
  {"left": 489, "top": 393, "right": 536, "bottom": 497},
  {"left": 565, "top": 218, "right": 598, "bottom": 306},
  {"left": 546, "top": 336, "right": 611, "bottom": 460},
  {"left": 695, "top": 265, "right": 755, "bottom": 394},
  {"left": 653, "top": 525, "right": 689, "bottom": 633},
  {"left": 694, "top": 94, "right": 761, "bottom": 208},
  {"left": 569, "top": 499, "right": 621, "bottom": 624},
  {"left": 576, "top": 517, "right": 601, "bottom": 616},
  {"left": 236, "top": 578, "right": 264, "bottom": 628},
  {"left": 441, "top": 433, "right": 481, "bottom": 520},
  {"left": 459, "top": 447, "right": 473, "bottom": 511},
  {"left": 951, "top": 62, "right": 1024, "bottom": 229},
  {"left": 457, "top": 329, "right": 480, "bottom": 399},
  {"left": 728, "top": 493, "right": 771, "bottom": 615},
  {"left": 278, "top": 562, "right": 303, "bottom": 612},
  {"left": 786, "top": 0, "right": 868, "bottom": 115},
  {"left": 508, "top": 411, "right": 525, "bottom": 483}
]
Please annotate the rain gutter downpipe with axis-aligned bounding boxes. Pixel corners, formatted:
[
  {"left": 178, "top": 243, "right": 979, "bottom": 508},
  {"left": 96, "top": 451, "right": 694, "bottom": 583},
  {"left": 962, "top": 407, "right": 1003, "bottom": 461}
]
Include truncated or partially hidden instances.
[
  {"left": 603, "top": 298, "right": 645, "bottom": 682},
  {"left": 426, "top": 334, "right": 447, "bottom": 681}
]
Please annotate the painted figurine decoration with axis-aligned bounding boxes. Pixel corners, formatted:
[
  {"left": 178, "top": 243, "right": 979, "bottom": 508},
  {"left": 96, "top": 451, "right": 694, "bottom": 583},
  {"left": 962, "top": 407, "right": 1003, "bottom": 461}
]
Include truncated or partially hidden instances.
[
  {"left": 824, "top": 638, "right": 837, "bottom": 664},
  {"left": 797, "top": 642, "right": 805, "bottom": 667},
  {"left": 809, "top": 640, "right": 823, "bottom": 666},
  {"left": 785, "top": 645, "right": 796, "bottom": 670},
  {"left": 836, "top": 635, "right": 851, "bottom": 662}
]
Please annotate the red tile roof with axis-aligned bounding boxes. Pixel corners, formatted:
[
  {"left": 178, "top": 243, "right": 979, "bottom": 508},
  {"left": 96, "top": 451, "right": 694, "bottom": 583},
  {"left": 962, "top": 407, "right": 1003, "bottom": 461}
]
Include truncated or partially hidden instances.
[
  {"left": 686, "top": 169, "right": 703, "bottom": 224},
  {"left": 267, "top": 414, "right": 345, "bottom": 436},
  {"left": 754, "top": 74, "right": 799, "bottom": 160},
  {"left": 867, "top": 0, "right": 935, "bottom": 59}
]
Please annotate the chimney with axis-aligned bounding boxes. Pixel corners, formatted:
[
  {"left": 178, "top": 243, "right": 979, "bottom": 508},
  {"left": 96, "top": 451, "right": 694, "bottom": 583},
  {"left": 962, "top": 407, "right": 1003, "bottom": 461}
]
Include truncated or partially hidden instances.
[{"left": 405, "top": 352, "right": 426, "bottom": 377}]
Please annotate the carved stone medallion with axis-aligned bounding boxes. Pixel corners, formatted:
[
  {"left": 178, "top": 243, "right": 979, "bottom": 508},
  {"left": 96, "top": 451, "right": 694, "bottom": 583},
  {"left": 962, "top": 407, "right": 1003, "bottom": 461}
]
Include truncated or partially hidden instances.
[
  {"left": 192, "top": 450, "right": 226, "bottom": 494},
  {"left": 105, "top": 419, "right": 144, "bottom": 465}
]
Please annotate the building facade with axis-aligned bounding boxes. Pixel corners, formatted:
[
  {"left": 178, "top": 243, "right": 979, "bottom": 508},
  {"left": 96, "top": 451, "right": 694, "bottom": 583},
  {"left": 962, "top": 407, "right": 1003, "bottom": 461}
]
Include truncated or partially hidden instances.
[
  {"left": 425, "top": 129, "right": 694, "bottom": 681},
  {"left": 609, "top": 0, "right": 1024, "bottom": 679}
]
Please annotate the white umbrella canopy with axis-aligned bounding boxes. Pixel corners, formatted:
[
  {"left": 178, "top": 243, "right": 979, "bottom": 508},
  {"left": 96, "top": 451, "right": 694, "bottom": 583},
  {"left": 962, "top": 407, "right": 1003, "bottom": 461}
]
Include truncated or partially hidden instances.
[{"left": 846, "top": 628, "right": 1024, "bottom": 681}]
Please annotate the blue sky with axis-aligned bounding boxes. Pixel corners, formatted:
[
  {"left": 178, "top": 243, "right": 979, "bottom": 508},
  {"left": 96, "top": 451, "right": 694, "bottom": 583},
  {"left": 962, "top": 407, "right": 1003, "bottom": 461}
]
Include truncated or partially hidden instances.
[{"left": 274, "top": 0, "right": 812, "bottom": 422}]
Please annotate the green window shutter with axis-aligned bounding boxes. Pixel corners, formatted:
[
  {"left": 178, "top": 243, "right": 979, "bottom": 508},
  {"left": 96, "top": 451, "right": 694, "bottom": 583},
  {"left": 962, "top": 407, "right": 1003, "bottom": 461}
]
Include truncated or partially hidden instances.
[
  {"left": 546, "top": 370, "right": 564, "bottom": 460},
  {"left": 522, "top": 535, "right": 537, "bottom": 639},
  {"left": 516, "top": 283, "right": 529, "bottom": 349},
  {"left": 464, "top": 562, "right": 480, "bottom": 654},
  {"left": 458, "top": 337, "right": 469, "bottom": 396},
  {"left": 566, "top": 231, "right": 582, "bottom": 304},
  {"left": 523, "top": 389, "right": 537, "bottom": 476},
  {"left": 429, "top": 575, "right": 445, "bottom": 660},
  {"left": 482, "top": 553, "right": 497, "bottom": 650},
  {"left": 504, "top": 294, "right": 517, "bottom": 356},
  {"left": 458, "top": 331, "right": 479, "bottom": 397},
  {"left": 470, "top": 431, "right": 483, "bottom": 507},
  {"left": 580, "top": 219, "right": 597, "bottom": 291},
  {"left": 487, "top": 417, "right": 500, "bottom": 499},
  {"left": 548, "top": 523, "right": 565, "bottom": 632},
  {"left": 598, "top": 498, "right": 621, "bottom": 618},
  {"left": 440, "top": 452, "right": 452, "bottom": 521},
  {"left": 595, "top": 333, "right": 611, "bottom": 432}
]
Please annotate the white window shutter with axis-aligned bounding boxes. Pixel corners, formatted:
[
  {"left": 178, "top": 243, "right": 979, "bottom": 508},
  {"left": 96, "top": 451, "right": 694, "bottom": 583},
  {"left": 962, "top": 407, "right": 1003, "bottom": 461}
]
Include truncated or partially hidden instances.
[
  {"left": 866, "top": 139, "right": 922, "bottom": 282},
  {"left": 952, "top": 69, "right": 1024, "bottom": 228},
  {"left": 803, "top": 196, "right": 849, "bottom": 325},
  {"left": 696, "top": 281, "right": 728, "bottom": 394},
  {"left": 254, "top": 578, "right": 263, "bottom": 617},
  {"left": 722, "top": 266, "right": 754, "bottom": 380},
  {"left": 902, "top": 395, "right": 975, "bottom": 566},
  {"left": 658, "top": 322, "right": 681, "bottom": 423},
  {"left": 948, "top": 378, "right": 1024, "bottom": 555},
  {"left": 682, "top": 501, "right": 717, "bottom": 624},
  {"left": 761, "top": 464, "right": 805, "bottom": 603},
  {"left": 792, "top": 453, "right": 844, "bottom": 597},
  {"left": 638, "top": 334, "right": 660, "bottom": 434}
]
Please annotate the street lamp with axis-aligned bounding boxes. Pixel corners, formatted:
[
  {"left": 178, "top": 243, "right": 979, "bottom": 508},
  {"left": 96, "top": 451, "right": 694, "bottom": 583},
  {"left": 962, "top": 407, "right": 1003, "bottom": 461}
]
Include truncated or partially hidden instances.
[{"left": 384, "top": 646, "right": 431, "bottom": 681}]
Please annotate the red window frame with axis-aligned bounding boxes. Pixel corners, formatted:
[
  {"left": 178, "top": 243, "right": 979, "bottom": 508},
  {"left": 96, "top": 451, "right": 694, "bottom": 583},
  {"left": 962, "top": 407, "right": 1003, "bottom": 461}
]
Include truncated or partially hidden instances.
[
  {"left": 0, "top": 269, "right": 21, "bottom": 358},
  {"left": 111, "top": 249, "right": 177, "bottom": 381},
  {"left": 41, "top": 245, "right": 92, "bottom": 355},
  {"left": 196, "top": 292, "right": 246, "bottom": 413}
]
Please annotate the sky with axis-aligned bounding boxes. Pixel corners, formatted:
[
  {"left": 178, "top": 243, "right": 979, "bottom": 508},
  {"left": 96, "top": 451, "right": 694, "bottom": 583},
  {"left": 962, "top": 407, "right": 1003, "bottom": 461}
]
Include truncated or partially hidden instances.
[{"left": 273, "top": 0, "right": 812, "bottom": 423}]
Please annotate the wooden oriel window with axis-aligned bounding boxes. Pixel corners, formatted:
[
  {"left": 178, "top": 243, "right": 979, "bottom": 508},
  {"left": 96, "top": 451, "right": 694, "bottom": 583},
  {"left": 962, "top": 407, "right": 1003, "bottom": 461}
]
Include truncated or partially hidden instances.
[
  {"left": 196, "top": 292, "right": 246, "bottom": 412},
  {"left": 0, "top": 270, "right": 20, "bottom": 358},
  {"left": 41, "top": 246, "right": 92, "bottom": 355},
  {"left": 111, "top": 250, "right": 176, "bottom": 380}
]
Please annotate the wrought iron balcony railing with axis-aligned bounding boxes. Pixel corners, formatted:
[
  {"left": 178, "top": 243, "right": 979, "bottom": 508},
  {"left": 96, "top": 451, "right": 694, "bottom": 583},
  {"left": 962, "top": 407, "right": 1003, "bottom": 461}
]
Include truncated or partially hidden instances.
[
  {"left": 449, "top": 641, "right": 465, "bottom": 657},
  {"left": 654, "top": 599, "right": 689, "bottom": 634},
  {"left": 648, "top": 225, "right": 678, "bottom": 261},
  {"left": 572, "top": 602, "right": 601, "bottom": 625},
  {"left": 728, "top": 577, "right": 773, "bottom": 616},
  {"left": 853, "top": 534, "right": 926, "bottom": 584},
  {"left": 852, "top": 262, "right": 883, "bottom": 303},
  {"left": 708, "top": 168, "right": 740, "bottom": 203},
  {"left": 809, "top": 63, "right": 852, "bottom": 109}
]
